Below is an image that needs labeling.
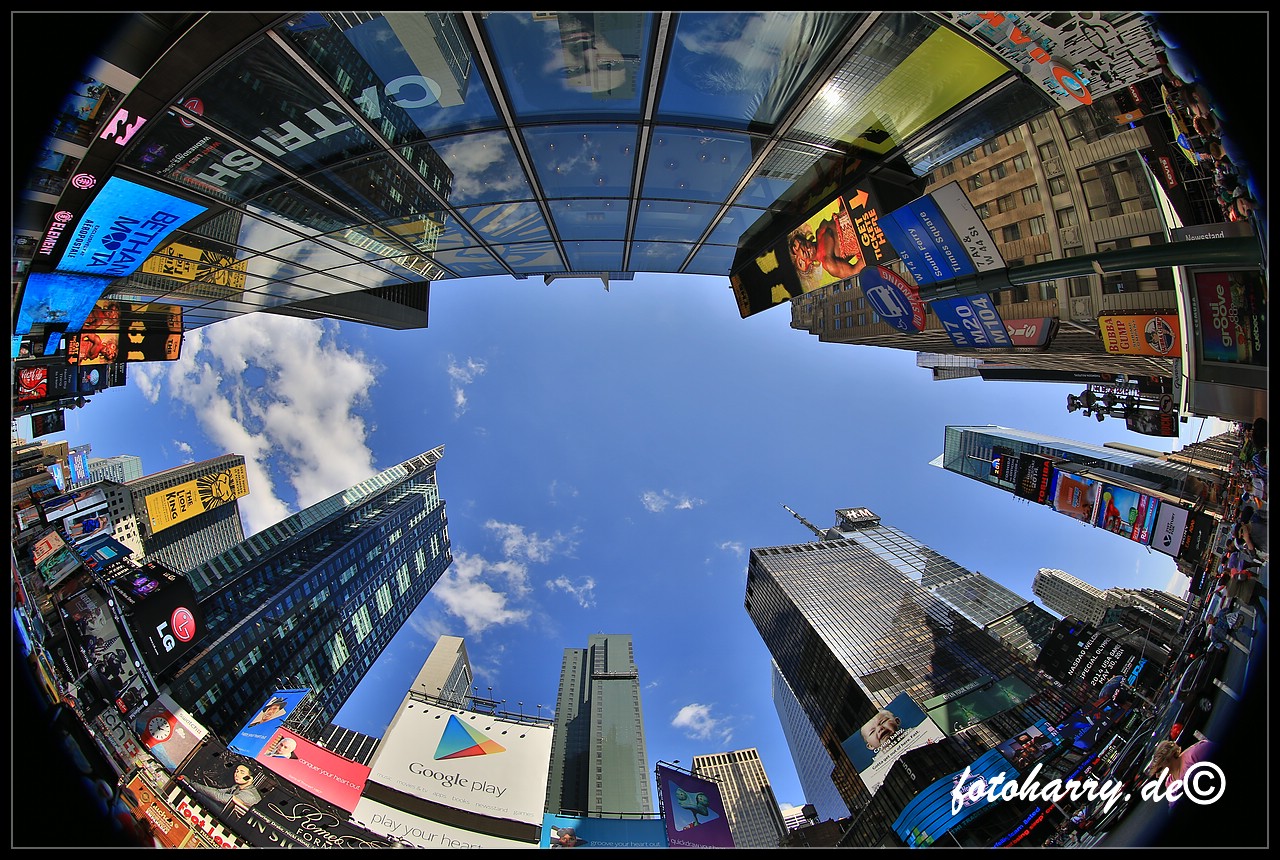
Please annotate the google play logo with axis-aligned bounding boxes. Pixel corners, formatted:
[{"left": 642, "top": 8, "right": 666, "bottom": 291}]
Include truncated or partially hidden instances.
[{"left": 434, "top": 714, "right": 507, "bottom": 760}]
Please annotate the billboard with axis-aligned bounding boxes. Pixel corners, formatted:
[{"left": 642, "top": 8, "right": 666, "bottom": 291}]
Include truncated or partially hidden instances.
[
  {"left": 1035, "top": 619, "right": 1154, "bottom": 696},
  {"left": 366, "top": 701, "right": 554, "bottom": 825},
  {"left": 924, "top": 675, "right": 1035, "bottom": 735},
  {"left": 1191, "top": 269, "right": 1266, "bottom": 366},
  {"left": 69, "top": 445, "right": 92, "bottom": 485},
  {"left": 656, "top": 763, "right": 736, "bottom": 848},
  {"left": 35, "top": 532, "right": 84, "bottom": 589},
  {"left": 994, "top": 720, "right": 1062, "bottom": 770},
  {"left": 68, "top": 300, "right": 184, "bottom": 365},
  {"left": 31, "top": 409, "right": 67, "bottom": 438},
  {"left": 59, "top": 585, "right": 156, "bottom": 716},
  {"left": 1125, "top": 407, "right": 1179, "bottom": 437},
  {"left": 1049, "top": 470, "right": 1099, "bottom": 523},
  {"left": 120, "top": 772, "right": 200, "bottom": 848},
  {"left": 255, "top": 727, "right": 370, "bottom": 813},
  {"left": 140, "top": 240, "right": 248, "bottom": 291},
  {"left": 840, "top": 692, "right": 947, "bottom": 797},
  {"left": 74, "top": 532, "right": 135, "bottom": 573},
  {"left": 1093, "top": 484, "right": 1160, "bottom": 545},
  {"left": 1097, "top": 311, "right": 1181, "bottom": 357},
  {"left": 891, "top": 749, "right": 1019, "bottom": 849},
  {"left": 50, "top": 176, "right": 207, "bottom": 279},
  {"left": 228, "top": 688, "right": 311, "bottom": 757},
  {"left": 113, "top": 561, "right": 204, "bottom": 676},
  {"left": 352, "top": 795, "right": 539, "bottom": 849},
  {"left": 13, "top": 270, "right": 115, "bottom": 334},
  {"left": 540, "top": 813, "right": 668, "bottom": 848},
  {"left": 134, "top": 692, "right": 209, "bottom": 772},
  {"left": 143, "top": 462, "right": 249, "bottom": 534},
  {"left": 990, "top": 445, "right": 1020, "bottom": 484},
  {"left": 15, "top": 366, "right": 49, "bottom": 402}
]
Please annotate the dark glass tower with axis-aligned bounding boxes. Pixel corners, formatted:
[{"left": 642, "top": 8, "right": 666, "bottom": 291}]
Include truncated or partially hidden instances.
[
  {"left": 545, "top": 633, "right": 653, "bottom": 816},
  {"left": 163, "top": 446, "right": 451, "bottom": 738},
  {"left": 745, "top": 507, "right": 1080, "bottom": 820}
]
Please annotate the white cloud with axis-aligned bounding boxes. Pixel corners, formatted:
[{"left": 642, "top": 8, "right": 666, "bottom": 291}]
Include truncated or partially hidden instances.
[
  {"left": 485, "top": 520, "right": 578, "bottom": 563},
  {"left": 130, "top": 315, "right": 381, "bottom": 535},
  {"left": 545, "top": 575, "right": 597, "bottom": 608},
  {"left": 429, "top": 551, "right": 533, "bottom": 635},
  {"left": 672, "top": 703, "right": 733, "bottom": 745},
  {"left": 446, "top": 355, "right": 487, "bottom": 418},
  {"left": 174, "top": 440, "right": 193, "bottom": 455},
  {"left": 718, "top": 540, "right": 745, "bottom": 558},
  {"left": 548, "top": 479, "right": 579, "bottom": 504},
  {"left": 640, "top": 489, "right": 706, "bottom": 513}
]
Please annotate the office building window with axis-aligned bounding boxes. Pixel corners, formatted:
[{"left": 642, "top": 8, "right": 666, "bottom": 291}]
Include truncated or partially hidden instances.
[
  {"left": 974, "top": 202, "right": 990, "bottom": 218},
  {"left": 982, "top": 140, "right": 1001, "bottom": 157},
  {"left": 996, "top": 193, "right": 1017, "bottom": 213},
  {"left": 1055, "top": 207, "right": 1079, "bottom": 227},
  {"left": 1029, "top": 114, "right": 1050, "bottom": 132},
  {"left": 1028, "top": 215, "right": 1047, "bottom": 235},
  {"left": 1049, "top": 175, "right": 1070, "bottom": 195},
  {"left": 1038, "top": 140, "right": 1060, "bottom": 160},
  {"left": 1068, "top": 276, "right": 1092, "bottom": 297},
  {"left": 1002, "top": 223, "right": 1022, "bottom": 242},
  {"left": 1003, "top": 127, "right": 1024, "bottom": 145},
  {"left": 990, "top": 162, "right": 1008, "bottom": 181},
  {"left": 941, "top": 161, "right": 956, "bottom": 176},
  {"left": 1022, "top": 185, "right": 1041, "bottom": 204},
  {"left": 967, "top": 174, "right": 985, "bottom": 192}
]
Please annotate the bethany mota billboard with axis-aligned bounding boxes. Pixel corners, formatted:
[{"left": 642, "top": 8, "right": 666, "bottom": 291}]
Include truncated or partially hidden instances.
[{"left": 366, "top": 701, "right": 553, "bottom": 825}]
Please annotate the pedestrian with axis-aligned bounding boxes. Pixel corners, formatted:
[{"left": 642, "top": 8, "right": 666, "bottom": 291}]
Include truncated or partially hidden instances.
[{"left": 1145, "top": 738, "right": 1214, "bottom": 807}]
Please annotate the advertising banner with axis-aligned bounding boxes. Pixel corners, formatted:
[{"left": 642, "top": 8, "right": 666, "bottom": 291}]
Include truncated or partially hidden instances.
[
  {"left": 1049, "top": 470, "right": 1099, "bottom": 523},
  {"left": 256, "top": 727, "right": 370, "bottom": 813},
  {"left": 135, "top": 693, "right": 209, "bottom": 773},
  {"left": 1125, "top": 407, "right": 1180, "bottom": 437},
  {"left": 15, "top": 366, "right": 49, "bottom": 402},
  {"left": 60, "top": 585, "right": 155, "bottom": 716},
  {"left": 656, "top": 763, "right": 736, "bottom": 848},
  {"left": 68, "top": 300, "right": 184, "bottom": 365},
  {"left": 120, "top": 772, "right": 199, "bottom": 848},
  {"left": 1097, "top": 311, "right": 1181, "bottom": 357},
  {"left": 144, "top": 463, "right": 249, "bottom": 534},
  {"left": 990, "top": 445, "right": 1020, "bottom": 484},
  {"left": 92, "top": 706, "right": 170, "bottom": 787},
  {"left": 366, "top": 702, "right": 554, "bottom": 825},
  {"left": 37, "top": 541, "right": 84, "bottom": 590},
  {"left": 1179, "top": 509, "right": 1216, "bottom": 565},
  {"left": 1192, "top": 269, "right": 1266, "bottom": 366},
  {"left": 58, "top": 505, "right": 112, "bottom": 544},
  {"left": 892, "top": 749, "right": 1019, "bottom": 848},
  {"left": 32, "top": 528, "right": 68, "bottom": 567},
  {"left": 50, "top": 176, "right": 207, "bottom": 279},
  {"left": 924, "top": 675, "right": 1035, "bottom": 735},
  {"left": 1013, "top": 453, "right": 1055, "bottom": 505},
  {"left": 352, "top": 795, "right": 538, "bottom": 849},
  {"left": 13, "top": 271, "right": 115, "bottom": 334},
  {"left": 1035, "top": 619, "right": 1154, "bottom": 696},
  {"left": 69, "top": 445, "right": 92, "bottom": 486},
  {"left": 1002, "top": 317, "right": 1057, "bottom": 348},
  {"left": 857, "top": 265, "right": 927, "bottom": 333},
  {"left": 140, "top": 241, "right": 248, "bottom": 291},
  {"left": 75, "top": 532, "right": 135, "bottom": 573},
  {"left": 1093, "top": 484, "right": 1160, "bottom": 544},
  {"left": 113, "top": 561, "right": 204, "bottom": 676},
  {"left": 31, "top": 409, "right": 67, "bottom": 438},
  {"left": 228, "top": 688, "right": 312, "bottom": 758},
  {"left": 540, "top": 813, "right": 668, "bottom": 848},
  {"left": 840, "top": 692, "right": 947, "bottom": 797},
  {"left": 930, "top": 294, "right": 1014, "bottom": 349},
  {"left": 994, "top": 720, "right": 1062, "bottom": 769}
]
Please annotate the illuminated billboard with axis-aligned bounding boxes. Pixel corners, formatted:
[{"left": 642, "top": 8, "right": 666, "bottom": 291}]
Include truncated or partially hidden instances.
[
  {"left": 228, "top": 688, "right": 311, "bottom": 758},
  {"left": 1094, "top": 484, "right": 1160, "bottom": 545},
  {"left": 366, "top": 701, "right": 554, "bottom": 825},
  {"left": 13, "top": 271, "right": 115, "bottom": 334},
  {"left": 540, "top": 813, "right": 668, "bottom": 848},
  {"left": 352, "top": 796, "right": 538, "bottom": 849},
  {"left": 134, "top": 692, "right": 209, "bottom": 773},
  {"left": 840, "top": 692, "right": 947, "bottom": 798},
  {"left": 141, "top": 241, "right": 248, "bottom": 291},
  {"left": 50, "top": 176, "right": 208, "bottom": 279},
  {"left": 924, "top": 675, "right": 1035, "bottom": 735},
  {"left": 120, "top": 773, "right": 200, "bottom": 848},
  {"left": 1149, "top": 502, "right": 1190, "bottom": 558},
  {"left": 1035, "top": 618, "right": 1155, "bottom": 696},
  {"left": 994, "top": 720, "right": 1062, "bottom": 769},
  {"left": 68, "top": 300, "right": 184, "bottom": 365},
  {"left": 144, "top": 463, "right": 249, "bottom": 534},
  {"left": 1049, "top": 470, "right": 1099, "bottom": 523},
  {"left": 255, "top": 727, "right": 370, "bottom": 813},
  {"left": 1191, "top": 268, "right": 1266, "bottom": 367},
  {"left": 113, "top": 561, "right": 204, "bottom": 676},
  {"left": 656, "top": 763, "right": 735, "bottom": 848},
  {"left": 891, "top": 749, "right": 1019, "bottom": 848}
]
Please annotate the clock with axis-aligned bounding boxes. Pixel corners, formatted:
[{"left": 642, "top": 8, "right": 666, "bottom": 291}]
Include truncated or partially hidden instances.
[{"left": 143, "top": 711, "right": 177, "bottom": 747}]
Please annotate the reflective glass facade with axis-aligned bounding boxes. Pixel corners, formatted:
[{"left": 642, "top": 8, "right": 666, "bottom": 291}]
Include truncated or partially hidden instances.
[
  {"left": 770, "top": 662, "right": 852, "bottom": 823},
  {"left": 546, "top": 633, "right": 653, "bottom": 815},
  {"left": 165, "top": 447, "right": 451, "bottom": 738}
]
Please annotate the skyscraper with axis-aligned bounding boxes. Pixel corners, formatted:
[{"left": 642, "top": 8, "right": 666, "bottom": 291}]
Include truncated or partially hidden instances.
[
  {"left": 545, "top": 633, "right": 653, "bottom": 816},
  {"left": 408, "top": 634, "right": 474, "bottom": 707},
  {"left": 746, "top": 507, "right": 1081, "bottom": 823},
  {"left": 690, "top": 748, "right": 788, "bottom": 848},
  {"left": 88, "top": 454, "right": 144, "bottom": 484},
  {"left": 163, "top": 447, "right": 451, "bottom": 738},
  {"left": 770, "top": 662, "right": 852, "bottom": 824},
  {"left": 99, "top": 454, "right": 248, "bottom": 573}
]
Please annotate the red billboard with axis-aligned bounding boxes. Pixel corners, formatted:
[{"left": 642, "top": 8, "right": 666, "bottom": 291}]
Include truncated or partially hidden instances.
[{"left": 255, "top": 727, "right": 370, "bottom": 813}]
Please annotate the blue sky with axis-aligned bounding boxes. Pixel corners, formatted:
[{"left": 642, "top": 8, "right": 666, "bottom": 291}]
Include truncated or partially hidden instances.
[{"left": 25, "top": 272, "right": 1224, "bottom": 811}]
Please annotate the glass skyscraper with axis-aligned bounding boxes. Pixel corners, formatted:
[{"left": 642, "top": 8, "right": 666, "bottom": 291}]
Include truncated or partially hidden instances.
[
  {"left": 545, "top": 633, "right": 653, "bottom": 816},
  {"left": 770, "top": 661, "right": 852, "bottom": 824},
  {"left": 163, "top": 446, "right": 451, "bottom": 738},
  {"left": 745, "top": 507, "right": 1079, "bottom": 820}
]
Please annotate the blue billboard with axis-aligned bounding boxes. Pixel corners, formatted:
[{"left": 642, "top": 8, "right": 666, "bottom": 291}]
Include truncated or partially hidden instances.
[
  {"left": 228, "top": 688, "right": 311, "bottom": 757},
  {"left": 541, "top": 813, "right": 668, "bottom": 848},
  {"left": 892, "top": 749, "right": 1018, "bottom": 848},
  {"left": 14, "top": 271, "right": 114, "bottom": 334}
]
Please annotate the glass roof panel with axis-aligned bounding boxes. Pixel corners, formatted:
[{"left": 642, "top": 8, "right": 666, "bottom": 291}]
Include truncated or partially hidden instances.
[
  {"left": 432, "top": 245, "right": 541, "bottom": 277},
  {"left": 657, "top": 12, "right": 856, "bottom": 128},
  {"left": 641, "top": 127, "right": 755, "bottom": 204},
  {"left": 686, "top": 242, "right": 738, "bottom": 276},
  {"left": 521, "top": 125, "right": 639, "bottom": 199},
  {"left": 563, "top": 241, "right": 624, "bottom": 271},
  {"left": 629, "top": 242, "right": 695, "bottom": 273},
  {"left": 330, "top": 262, "right": 423, "bottom": 289},
  {"left": 632, "top": 201, "right": 720, "bottom": 242},
  {"left": 484, "top": 12, "right": 651, "bottom": 121},
  {"left": 275, "top": 13, "right": 500, "bottom": 139},
  {"left": 705, "top": 205, "right": 771, "bottom": 246},
  {"left": 427, "top": 131, "right": 535, "bottom": 207},
  {"left": 454, "top": 201, "right": 553, "bottom": 246},
  {"left": 547, "top": 199, "right": 631, "bottom": 241}
]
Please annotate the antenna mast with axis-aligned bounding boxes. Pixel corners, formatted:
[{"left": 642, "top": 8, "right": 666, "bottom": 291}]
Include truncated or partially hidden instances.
[{"left": 781, "top": 503, "right": 826, "bottom": 539}]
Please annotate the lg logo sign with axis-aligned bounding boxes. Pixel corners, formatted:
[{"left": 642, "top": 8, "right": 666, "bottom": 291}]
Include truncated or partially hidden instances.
[{"left": 157, "top": 606, "right": 197, "bottom": 652}]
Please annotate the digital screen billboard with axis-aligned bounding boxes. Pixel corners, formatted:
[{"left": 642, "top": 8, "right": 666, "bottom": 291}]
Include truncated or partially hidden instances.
[
  {"left": 120, "top": 773, "right": 200, "bottom": 848},
  {"left": 31, "top": 409, "right": 67, "bottom": 438},
  {"left": 994, "top": 720, "right": 1062, "bottom": 770},
  {"left": 892, "top": 749, "right": 1019, "bottom": 849},
  {"left": 1125, "top": 407, "right": 1180, "bottom": 437},
  {"left": 1150, "top": 502, "right": 1190, "bottom": 558},
  {"left": 657, "top": 763, "right": 736, "bottom": 848},
  {"left": 255, "top": 727, "right": 370, "bottom": 813},
  {"left": 51, "top": 176, "right": 207, "bottom": 279},
  {"left": 1049, "top": 470, "right": 1099, "bottom": 523},
  {"left": 1191, "top": 269, "right": 1266, "bottom": 366},
  {"left": 1094, "top": 484, "right": 1160, "bottom": 545},
  {"left": 228, "top": 688, "right": 311, "bottom": 758},
  {"left": 143, "top": 463, "right": 249, "bottom": 533},
  {"left": 1014, "top": 454, "right": 1055, "bottom": 504},
  {"left": 366, "top": 701, "right": 554, "bottom": 825},
  {"left": 840, "top": 692, "right": 947, "bottom": 797},
  {"left": 924, "top": 676, "right": 1035, "bottom": 735},
  {"left": 13, "top": 270, "right": 114, "bottom": 334},
  {"left": 68, "top": 300, "right": 184, "bottom": 365},
  {"left": 540, "top": 813, "right": 668, "bottom": 848},
  {"left": 134, "top": 692, "right": 209, "bottom": 773}
]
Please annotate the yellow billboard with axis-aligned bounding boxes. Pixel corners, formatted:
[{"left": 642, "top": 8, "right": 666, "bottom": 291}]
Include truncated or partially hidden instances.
[
  {"left": 141, "top": 241, "right": 249, "bottom": 290},
  {"left": 145, "top": 464, "right": 249, "bottom": 533}
]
